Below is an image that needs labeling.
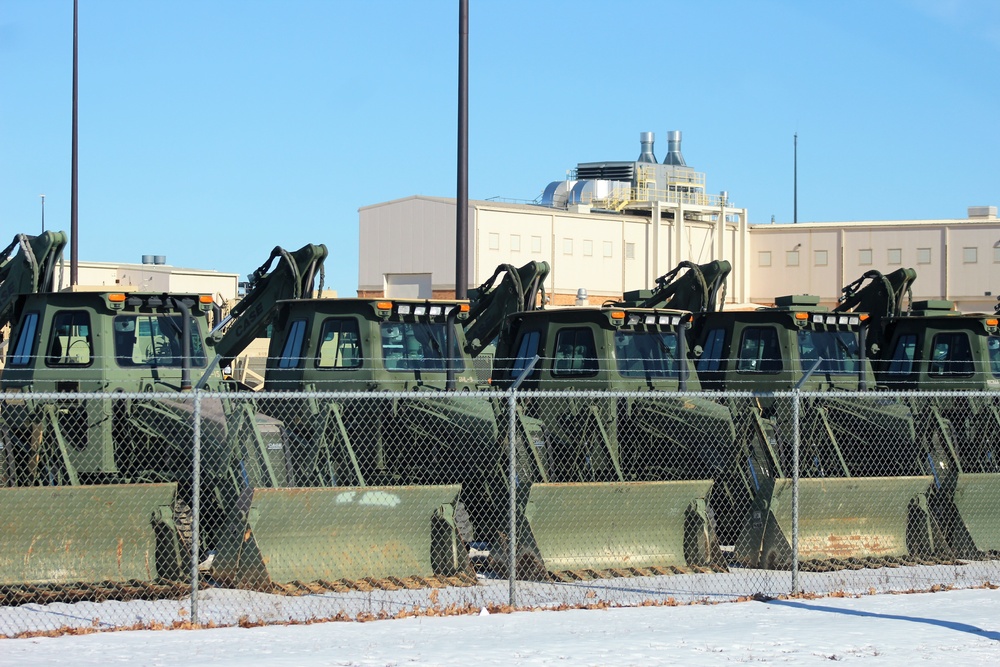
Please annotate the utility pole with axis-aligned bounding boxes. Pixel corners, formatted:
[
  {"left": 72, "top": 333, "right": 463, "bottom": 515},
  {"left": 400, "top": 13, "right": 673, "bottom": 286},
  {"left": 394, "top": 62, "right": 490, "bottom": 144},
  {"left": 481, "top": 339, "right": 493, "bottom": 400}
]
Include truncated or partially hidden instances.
[
  {"left": 40, "top": 194, "right": 46, "bottom": 232},
  {"left": 455, "top": 0, "right": 469, "bottom": 299},
  {"left": 70, "top": 0, "right": 79, "bottom": 285}
]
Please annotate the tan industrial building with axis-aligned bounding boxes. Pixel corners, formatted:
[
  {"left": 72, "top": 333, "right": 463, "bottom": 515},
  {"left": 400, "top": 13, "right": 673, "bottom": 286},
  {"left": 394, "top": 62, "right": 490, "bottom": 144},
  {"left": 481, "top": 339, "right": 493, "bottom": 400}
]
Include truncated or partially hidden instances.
[
  {"left": 749, "top": 208, "right": 999, "bottom": 313},
  {"left": 359, "top": 132, "right": 999, "bottom": 314},
  {"left": 51, "top": 256, "right": 240, "bottom": 304}
]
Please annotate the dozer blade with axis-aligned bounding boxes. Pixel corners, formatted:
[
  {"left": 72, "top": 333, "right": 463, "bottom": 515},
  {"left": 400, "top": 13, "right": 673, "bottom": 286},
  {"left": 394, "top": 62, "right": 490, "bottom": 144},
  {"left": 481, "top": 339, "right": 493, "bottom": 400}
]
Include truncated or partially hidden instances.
[
  {"left": 0, "top": 483, "right": 179, "bottom": 585},
  {"left": 212, "top": 484, "right": 468, "bottom": 589},
  {"left": 742, "top": 477, "right": 938, "bottom": 569},
  {"left": 522, "top": 480, "right": 720, "bottom": 576},
  {"left": 948, "top": 472, "right": 1000, "bottom": 556}
]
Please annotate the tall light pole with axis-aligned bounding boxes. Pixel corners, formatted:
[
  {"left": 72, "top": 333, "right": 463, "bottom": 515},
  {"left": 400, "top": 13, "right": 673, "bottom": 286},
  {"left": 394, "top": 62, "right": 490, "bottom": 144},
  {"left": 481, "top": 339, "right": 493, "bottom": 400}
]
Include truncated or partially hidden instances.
[
  {"left": 40, "top": 194, "right": 46, "bottom": 232},
  {"left": 455, "top": 0, "right": 469, "bottom": 299},
  {"left": 793, "top": 132, "right": 798, "bottom": 225},
  {"left": 70, "top": 0, "right": 79, "bottom": 285}
]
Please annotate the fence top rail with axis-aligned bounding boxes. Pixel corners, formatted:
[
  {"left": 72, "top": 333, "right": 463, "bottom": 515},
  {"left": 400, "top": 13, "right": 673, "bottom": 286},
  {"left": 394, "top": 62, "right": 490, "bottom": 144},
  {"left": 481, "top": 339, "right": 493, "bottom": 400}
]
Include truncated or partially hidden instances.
[{"left": 2, "top": 388, "right": 997, "bottom": 401}]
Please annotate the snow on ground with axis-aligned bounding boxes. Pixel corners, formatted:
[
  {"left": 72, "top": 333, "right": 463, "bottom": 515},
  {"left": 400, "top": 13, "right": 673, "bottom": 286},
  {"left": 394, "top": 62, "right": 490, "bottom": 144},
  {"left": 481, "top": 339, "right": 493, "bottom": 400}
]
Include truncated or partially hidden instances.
[
  {"left": 4, "top": 561, "right": 999, "bottom": 638},
  {"left": 2, "top": 587, "right": 999, "bottom": 666}
]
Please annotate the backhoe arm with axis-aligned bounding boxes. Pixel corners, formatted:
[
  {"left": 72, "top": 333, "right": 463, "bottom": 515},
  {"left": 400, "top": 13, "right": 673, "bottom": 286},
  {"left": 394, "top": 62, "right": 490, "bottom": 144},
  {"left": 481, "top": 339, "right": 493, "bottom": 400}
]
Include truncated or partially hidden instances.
[
  {"left": 833, "top": 267, "right": 916, "bottom": 321},
  {"left": 208, "top": 243, "right": 328, "bottom": 366},
  {"left": 463, "top": 261, "right": 550, "bottom": 356},
  {"left": 0, "top": 231, "right": 68, "bottom": 330},
  {"left": 613, "top": 259, "right": 732, "bottom": 313},
  {"left": 833, "top": 267, "right": 916, "bottom": 358}
]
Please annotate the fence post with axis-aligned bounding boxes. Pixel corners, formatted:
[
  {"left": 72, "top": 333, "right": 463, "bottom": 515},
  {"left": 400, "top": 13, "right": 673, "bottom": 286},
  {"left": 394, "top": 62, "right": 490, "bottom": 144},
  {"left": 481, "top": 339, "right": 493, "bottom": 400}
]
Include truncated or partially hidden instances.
[
  {"left": 190, "top": 390, "right": 202, "bottom": 625},
  {"left": 791, "top": 389, "right": 800, "bottom": 596},
  {"left": 507, "top": 389, "right": 517, "bottom": 607}
]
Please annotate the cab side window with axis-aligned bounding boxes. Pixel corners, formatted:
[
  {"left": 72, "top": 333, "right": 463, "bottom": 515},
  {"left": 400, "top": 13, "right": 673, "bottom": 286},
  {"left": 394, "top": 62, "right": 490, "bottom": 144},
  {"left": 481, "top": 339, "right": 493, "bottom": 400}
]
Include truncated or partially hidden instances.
[
  {"left": 887, "top": 334, "right": 916, "bottom": 376},
  {"left": 277, "top": 319, "right": 308, "bottom": 369},
  {"left": 46, "top": 310, "right": 93, "bottom": 367},
  {"left": 511, "top": 330, "right": 541, "bottom": 379},
  {"left": 317, "top": 318, "right": 362, "bottom": 369},
  {"left": 697, "top": 328, "right": 726, "bottom": 373},
  {"left": 737, "top": 327, "right": 782, "bottom": 373},
  {"left": 928, "top": 332, "right": 974, "bottom": 377},
  {"left": 9, "top": 312, "right": 40, "bottom": 366},
  {"left": 552, "top": 328, "right": 598, "bottom": 377}
]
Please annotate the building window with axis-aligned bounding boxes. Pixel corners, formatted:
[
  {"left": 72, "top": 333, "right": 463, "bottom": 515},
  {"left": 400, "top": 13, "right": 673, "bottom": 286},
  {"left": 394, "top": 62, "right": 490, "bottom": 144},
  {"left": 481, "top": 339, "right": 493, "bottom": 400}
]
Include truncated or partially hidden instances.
[
  {"left": 786, "top": 251, "right": 799, "bottom": 267},
  {"left": 994, "top": 246, "right": 1000, "bottom": 263},
  {"left": 583, "top": 239, "right": 593, "bottom": 256},
  {"left": 603, "top": 241, "right": 613, "bottom": 258},
  {"left": 488, "top": 232, "right": 499, "bottom": 250},
  {"left": 531, "top": 236, "right": 542, "bottom": 253},
  {"left": 625, "top": 242, "right": 636, "bottom": 260},
  {"left": 963, "top": 247, "right": 978, "bottom": 264},
  {"left": 887, "top": 248, "right": 901, "bottom": 265},
  {"left": 917, "top": 248, "right": 932, "bottom": 264},
  {"left": 563, "top": 238, "right": 573, "bottom": 255},
  {"left": 814, "top": 250, "right": 828, "bottom": 267},
  {"left": 510, "top": 234, "right": 521, "bottom": 252},
  {"left": 859, "top": 249, "right": 873, "bottom": 266},
  {"left": 758, "top": 251, "right": 771, "bottom": 267}
]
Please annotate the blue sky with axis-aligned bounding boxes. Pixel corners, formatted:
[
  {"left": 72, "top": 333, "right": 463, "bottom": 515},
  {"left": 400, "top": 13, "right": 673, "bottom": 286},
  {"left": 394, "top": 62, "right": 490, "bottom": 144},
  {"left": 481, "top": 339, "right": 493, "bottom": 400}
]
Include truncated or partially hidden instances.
[{"left": 1, "top": 0, "right": 997, "bottom": 295}]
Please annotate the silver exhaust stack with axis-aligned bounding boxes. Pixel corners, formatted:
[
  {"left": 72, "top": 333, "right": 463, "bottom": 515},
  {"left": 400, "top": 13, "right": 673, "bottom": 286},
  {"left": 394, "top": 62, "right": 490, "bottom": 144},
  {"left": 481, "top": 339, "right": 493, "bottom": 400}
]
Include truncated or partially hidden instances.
[
  {"left": 662, "top": 130, "right": 686, "bottom": 166},
  {"left": 637, "top": 131, "right": 657, "bottom": 163}
]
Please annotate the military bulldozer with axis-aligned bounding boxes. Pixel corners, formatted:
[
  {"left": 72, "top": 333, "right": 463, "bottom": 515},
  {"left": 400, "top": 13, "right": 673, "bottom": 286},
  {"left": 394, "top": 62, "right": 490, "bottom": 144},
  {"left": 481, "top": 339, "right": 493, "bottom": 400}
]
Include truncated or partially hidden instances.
[
  {"left": 834, "top": 268, "right": 1000, "bottom": 559},
  {"left": 489, "top": 260, "right": 739, "bottom": 578},
  {"left": 202, "top": 258, "right": 551, "bottom": 589},
  {"left": 690, "top": 287, "right": 945, "bottom": 570},
  {"left": 0, "top": 236, "right": 323, "bottom": 594}
]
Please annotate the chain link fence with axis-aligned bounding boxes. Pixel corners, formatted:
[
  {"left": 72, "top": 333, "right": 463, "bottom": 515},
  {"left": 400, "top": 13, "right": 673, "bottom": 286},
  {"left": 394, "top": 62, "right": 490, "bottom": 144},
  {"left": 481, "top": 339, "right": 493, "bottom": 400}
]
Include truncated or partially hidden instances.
[{"left": 2, "top": 387, "right": 999, "bottom": 635}]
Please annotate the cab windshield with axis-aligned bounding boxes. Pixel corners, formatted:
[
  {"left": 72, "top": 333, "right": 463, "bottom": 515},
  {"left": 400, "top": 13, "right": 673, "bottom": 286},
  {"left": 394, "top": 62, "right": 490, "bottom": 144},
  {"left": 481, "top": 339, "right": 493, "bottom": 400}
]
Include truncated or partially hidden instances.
[
  {"left": 113, "top": 314, "right": 206, "bottom": 367},
  {"left": 797, "top": 330, "right": 860, "bottom": 376},
  {"left": 615, "top": 330, "right": 680, "bottom": 378},
  {"left": 381, "top": 321, "right": 463, "bottom": 372}
]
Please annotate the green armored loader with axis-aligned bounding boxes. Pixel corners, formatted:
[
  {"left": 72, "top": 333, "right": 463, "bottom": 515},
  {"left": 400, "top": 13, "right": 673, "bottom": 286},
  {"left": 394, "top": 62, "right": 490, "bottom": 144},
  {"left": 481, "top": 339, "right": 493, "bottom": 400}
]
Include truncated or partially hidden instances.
[
  {"left": 690, "top": 289, "right": 942, "bottom": 569},
  {"left": 834, "top": 269, "right": 1000, "bottom": 558},
  {"left": 0, "top": 237, "right": 323, "bottom": 592},
  {"left": 205, "top": 259, "right": 551, "bottom": 588},
  {"left": 489, "top": 260, "right": 739, "bottom": 578}
]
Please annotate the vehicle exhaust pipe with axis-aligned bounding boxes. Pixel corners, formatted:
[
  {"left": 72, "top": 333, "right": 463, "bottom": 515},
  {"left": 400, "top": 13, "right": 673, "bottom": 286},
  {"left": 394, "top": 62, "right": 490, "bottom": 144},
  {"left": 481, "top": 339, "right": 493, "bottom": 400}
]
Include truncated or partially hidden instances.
[{"left": 174, "top": 298, "right": 193, "bottom": 391}]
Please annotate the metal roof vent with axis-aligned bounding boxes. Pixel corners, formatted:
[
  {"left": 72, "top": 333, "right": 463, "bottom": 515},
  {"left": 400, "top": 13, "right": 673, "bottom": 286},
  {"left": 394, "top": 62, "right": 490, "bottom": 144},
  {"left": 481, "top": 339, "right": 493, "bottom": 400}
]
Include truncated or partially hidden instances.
[
  {"left": 662, "top": 130, "right": 686, "bottom": 166},
  {"left": 637, "top": 132, "right": 657, "bottom": 163}
]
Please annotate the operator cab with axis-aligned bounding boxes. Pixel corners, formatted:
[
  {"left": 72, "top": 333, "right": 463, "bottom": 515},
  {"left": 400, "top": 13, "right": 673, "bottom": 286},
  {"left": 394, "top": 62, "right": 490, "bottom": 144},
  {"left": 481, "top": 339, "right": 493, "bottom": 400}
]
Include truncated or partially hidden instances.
[
  {"left": 493, "top": 306, "right": 700, "bottom": 392},
  {"left": 263, "top": 297, "right": 479, "bottom": 391},
  {"left": 877, "top": 300, "right": 1000, "bottom": 390},
  {"left": 691, "top": 295, "right": 874, "bottom": 392}
]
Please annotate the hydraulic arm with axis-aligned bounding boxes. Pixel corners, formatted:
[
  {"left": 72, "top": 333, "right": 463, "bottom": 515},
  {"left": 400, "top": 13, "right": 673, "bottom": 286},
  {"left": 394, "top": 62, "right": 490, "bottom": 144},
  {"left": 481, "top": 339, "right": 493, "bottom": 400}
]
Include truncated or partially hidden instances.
[
  {"left": 463, "top": 261, "right": 549, "bottom": 356},
  {"left": 0, "top": 231, "right": 68, "bottom": 330},
  {"left": 613, "top": 259, "right": 731, "bottom": 313},
  {"left": 834, "top": 268, "right": 916, "bottom": 324},
  {"left": 208, "top": 243, "right": 328, "bottom": 366}
]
